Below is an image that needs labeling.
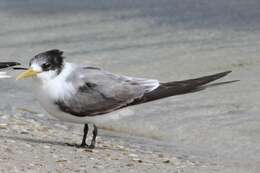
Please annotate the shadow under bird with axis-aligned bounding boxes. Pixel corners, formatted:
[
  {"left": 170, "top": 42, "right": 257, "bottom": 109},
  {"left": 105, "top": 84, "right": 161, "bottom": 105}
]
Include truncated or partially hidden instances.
[{"left": 16, "top": 49, "right": 236, "bottom": 149}]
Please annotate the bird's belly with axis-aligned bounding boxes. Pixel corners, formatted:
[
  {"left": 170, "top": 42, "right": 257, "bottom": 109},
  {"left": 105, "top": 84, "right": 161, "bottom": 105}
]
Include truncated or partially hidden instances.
[
  {"left": 36, "top": 90, "right": 131, "bottom": 125},
  {"left": 40, "top": 100, "right": 129, "bottom": 125},
  {"left": 36, "top": 93, "right": 86, "bottom": 124}
]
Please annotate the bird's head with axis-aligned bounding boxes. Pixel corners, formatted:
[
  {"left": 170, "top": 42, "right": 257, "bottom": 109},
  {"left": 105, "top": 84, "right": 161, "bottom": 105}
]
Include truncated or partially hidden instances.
[{"left": 16, "top": 49, "right": 65, "bottom": 81}]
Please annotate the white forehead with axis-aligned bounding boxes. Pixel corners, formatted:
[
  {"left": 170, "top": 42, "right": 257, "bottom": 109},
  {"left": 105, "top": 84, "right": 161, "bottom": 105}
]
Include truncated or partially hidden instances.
[{"left": 31, "top": 63, "right": 42, "bottom": 72}]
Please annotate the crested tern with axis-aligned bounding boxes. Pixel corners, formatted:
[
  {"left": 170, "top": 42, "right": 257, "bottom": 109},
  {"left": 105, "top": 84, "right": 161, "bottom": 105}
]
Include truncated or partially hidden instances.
[{"left": 16, "top": 49, "right": 234, "bottom": 148}]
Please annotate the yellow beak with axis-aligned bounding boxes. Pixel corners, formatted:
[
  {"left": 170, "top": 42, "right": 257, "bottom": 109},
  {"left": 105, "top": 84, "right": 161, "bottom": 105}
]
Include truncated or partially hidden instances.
[{"left": 16, "top": 68, "right": 39, "bottom": 80}]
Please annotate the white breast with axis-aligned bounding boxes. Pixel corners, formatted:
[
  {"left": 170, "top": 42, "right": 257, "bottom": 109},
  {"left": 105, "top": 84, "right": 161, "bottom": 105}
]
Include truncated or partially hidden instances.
[{"left": 32, "top": 63, "right": 79, "bottom": 122}]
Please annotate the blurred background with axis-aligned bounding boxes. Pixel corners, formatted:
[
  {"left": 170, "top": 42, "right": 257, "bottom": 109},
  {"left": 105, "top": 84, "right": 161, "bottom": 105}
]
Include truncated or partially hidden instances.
[{"left": 0, "top": 0, "right": 259, "bottom": 171}]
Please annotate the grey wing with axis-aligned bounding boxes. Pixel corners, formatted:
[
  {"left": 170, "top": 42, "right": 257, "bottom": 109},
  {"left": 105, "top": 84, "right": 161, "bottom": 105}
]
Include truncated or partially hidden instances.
[{"left": 55, "top": 66, "right": 159, "bottom": 117}]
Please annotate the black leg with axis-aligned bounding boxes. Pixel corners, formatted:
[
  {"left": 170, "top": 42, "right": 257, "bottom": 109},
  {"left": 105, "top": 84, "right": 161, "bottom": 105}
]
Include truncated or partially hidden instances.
[
  {"left": 89, "top": 124, "right": 98, "bottom": 149},
  {"left": 80, "top": 124, "right": 89, "bottom": 147}
]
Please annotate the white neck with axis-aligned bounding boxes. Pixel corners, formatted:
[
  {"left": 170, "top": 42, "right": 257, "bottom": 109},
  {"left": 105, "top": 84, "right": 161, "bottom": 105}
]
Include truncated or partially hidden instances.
[{"left": 33, "top": 62, "right": 77, "bottom": 100}]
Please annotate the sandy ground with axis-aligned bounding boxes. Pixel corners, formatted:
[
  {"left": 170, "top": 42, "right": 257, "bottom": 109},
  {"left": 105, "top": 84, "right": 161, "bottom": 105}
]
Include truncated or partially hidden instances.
[
  {"left": 0, "top": 113, "right": 205, "bottom": 173},
  {"left": 0, "top": 113, "right": 257, "bottom": 173},
  {"left": 0, "top": 0, "right": 260, "bottom": 172}
]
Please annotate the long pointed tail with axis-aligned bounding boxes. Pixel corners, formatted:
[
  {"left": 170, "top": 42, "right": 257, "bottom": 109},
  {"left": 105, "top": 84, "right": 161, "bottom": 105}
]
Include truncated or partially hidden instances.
[{"left": 128, "top": 71, "right": 234, "bottom": 106}]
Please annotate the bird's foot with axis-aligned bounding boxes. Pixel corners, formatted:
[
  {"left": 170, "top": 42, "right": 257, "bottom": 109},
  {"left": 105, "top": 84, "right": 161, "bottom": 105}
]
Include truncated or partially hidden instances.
[
  {"left": 80, "top": 142, "right": 95, "bottom": 149},
  {"left": 79, "top": 142, "right": 88, "bottom": 148},
  {"left": 88, "top": 144, "right": 95, "bottom": 149},
  {"left": 65, "top": 142, "right": 95, "bottom": 149}
]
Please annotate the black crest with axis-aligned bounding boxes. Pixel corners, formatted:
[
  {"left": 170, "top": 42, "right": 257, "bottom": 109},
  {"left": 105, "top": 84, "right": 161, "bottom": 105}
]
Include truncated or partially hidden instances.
[{"left": 30, "top": 49, "right": 65, "bottom": 73}]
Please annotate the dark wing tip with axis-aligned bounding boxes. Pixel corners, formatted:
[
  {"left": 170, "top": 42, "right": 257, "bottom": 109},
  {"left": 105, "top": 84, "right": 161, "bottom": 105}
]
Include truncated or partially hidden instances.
[
  {"left": 218, "top": 70, "right": 232, "bottom": 76},
  {"left": 13, "top": 62, "right": 21, "bottom": 66},
  {"left": 191, "top": 70, "right": 231, "bottom": 83},
  {"left": 206, "top": 70, "right": 232, "bottom": 82},
  {"left": 13, "top": 67, "right": 28, "bottom": 70},
  {"left": 206, "top": 79, "right": 239, "bottom": 88},
  {"left": 0, "top": 62, "right": 21, "bottom": 69}
]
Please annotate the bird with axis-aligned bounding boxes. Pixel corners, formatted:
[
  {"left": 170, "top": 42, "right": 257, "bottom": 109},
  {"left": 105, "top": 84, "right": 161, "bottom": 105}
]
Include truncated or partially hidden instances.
[
  {"left": 0, "top": 62, "right": 22, "bottom": 78},
  {"left": 16, "top": 49, "right": 234, "bottom": 149}
]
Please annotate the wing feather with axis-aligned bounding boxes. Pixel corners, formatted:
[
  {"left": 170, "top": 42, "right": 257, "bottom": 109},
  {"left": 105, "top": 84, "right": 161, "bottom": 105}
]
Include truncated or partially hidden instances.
[{"left": 55, "top": 66, "right": 159, "bottom": 116}]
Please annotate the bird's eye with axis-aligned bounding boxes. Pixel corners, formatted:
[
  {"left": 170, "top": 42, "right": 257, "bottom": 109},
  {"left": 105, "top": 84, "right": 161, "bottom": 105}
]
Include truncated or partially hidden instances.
[{"left": 42, "top": 63, "right": 51, "bottom": 70}]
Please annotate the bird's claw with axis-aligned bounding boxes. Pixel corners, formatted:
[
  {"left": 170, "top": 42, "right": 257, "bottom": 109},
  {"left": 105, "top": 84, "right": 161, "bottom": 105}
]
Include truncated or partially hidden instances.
[{"left": 65, "top": 142, "right": 95, "bottom": 149}]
